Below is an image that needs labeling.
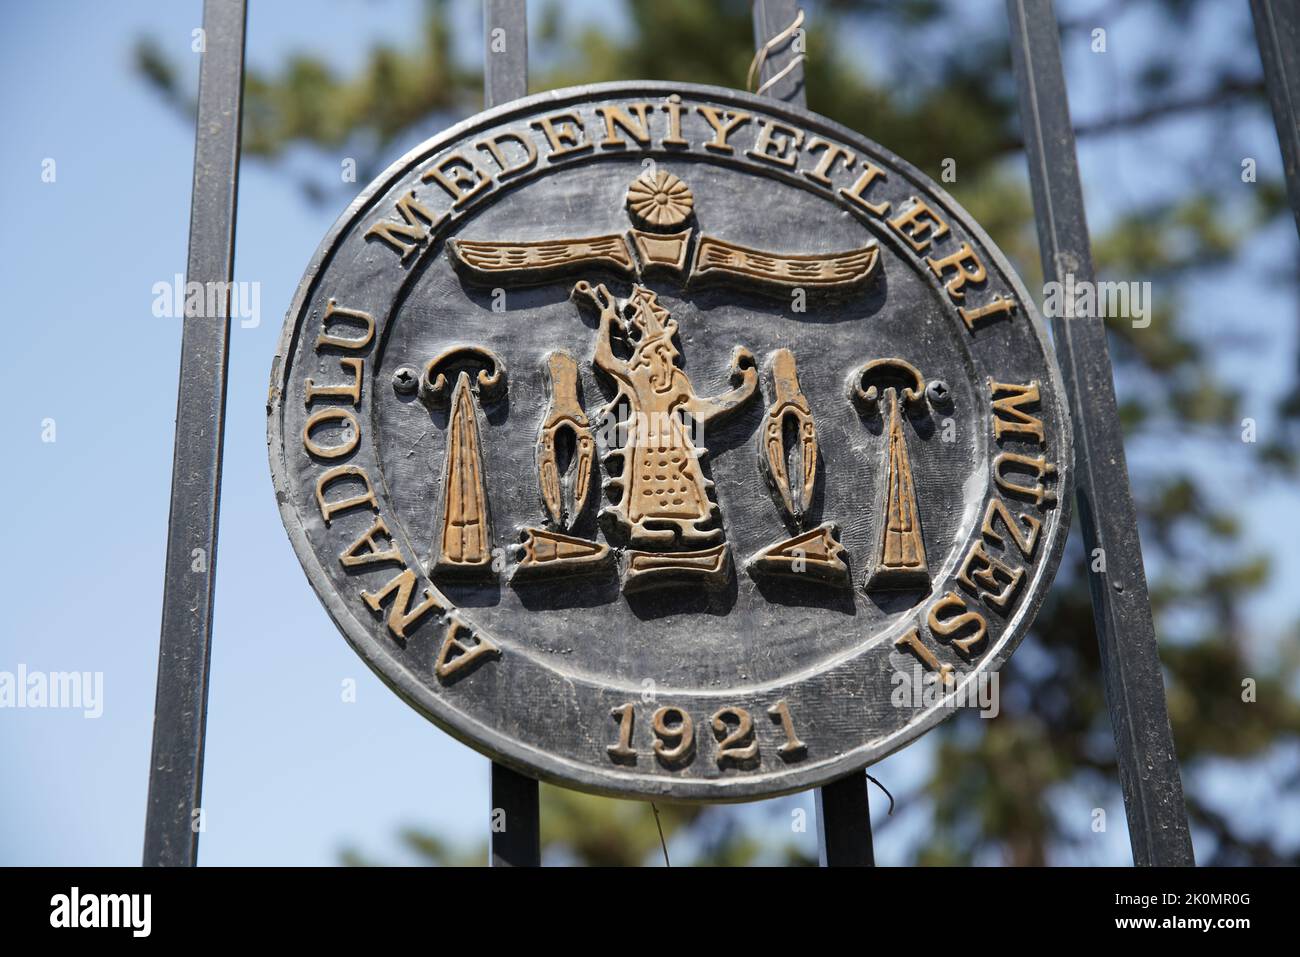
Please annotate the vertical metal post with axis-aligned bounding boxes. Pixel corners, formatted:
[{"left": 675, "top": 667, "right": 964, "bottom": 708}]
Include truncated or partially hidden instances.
[
  {"left": 482, "top": 0, "right": 541, "bottom": 868},
  {"left": 1005, "top": 0, "right": 1194, "bottom": 866},
  {"left": 490, "top": 762, "right": 541, "bottom": 867},
  {"left": 1250, "top": 0, "right": 1300, "bottom": 241},
  {"left": 751, "top": 1, "right": 872, "bottom": 866},
  {"left": 484, "top": 0, "right": 528, "bottom": 108},
  {"left": 143, "top": 0, "right": 247, "bottom": 867},
  {"left": 751, "top": 0, "right": 806, "bottom": 105},
  {"left": 816, "top": 773, "right": 876, "bottom": 867}
]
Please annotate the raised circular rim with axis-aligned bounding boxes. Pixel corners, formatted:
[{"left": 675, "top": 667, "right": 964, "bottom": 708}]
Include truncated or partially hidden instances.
[{"left": 267, "top": 80, "right": 1074, "bottom": 802}]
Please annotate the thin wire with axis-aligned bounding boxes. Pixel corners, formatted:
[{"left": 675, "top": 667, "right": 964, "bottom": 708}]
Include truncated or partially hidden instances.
[
  {"left": 747, "top": 7, "right": 806, "bottom": 94},
  {"left": 650, "top": 802, "right": 671, "bottom": 866},
  {"left": 866, "top": 772, "right": 895, "bottom": 815},
  {"left": 757, "top": 57, "right": 805, "bottom": 97}
]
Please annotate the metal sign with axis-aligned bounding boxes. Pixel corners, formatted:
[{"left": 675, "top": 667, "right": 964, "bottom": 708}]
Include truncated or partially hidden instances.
[{"left": 267, "top": 81, "right": 1072, "bottom": 801}]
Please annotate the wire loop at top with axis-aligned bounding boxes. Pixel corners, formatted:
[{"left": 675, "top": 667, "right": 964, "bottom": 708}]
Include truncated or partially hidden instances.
[{"left": 747, "top": 7, "right": 805, "bottom": 95}]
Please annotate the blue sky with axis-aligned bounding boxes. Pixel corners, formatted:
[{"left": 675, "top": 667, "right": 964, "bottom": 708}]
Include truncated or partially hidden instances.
[{"left": 1, "top": 0, "right": 1295, "bottom": 866}]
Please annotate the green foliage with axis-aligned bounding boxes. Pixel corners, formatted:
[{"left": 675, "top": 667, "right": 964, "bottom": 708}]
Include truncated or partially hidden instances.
[{"left": 341, "top": 785, "right": 815, "bottom": 866}]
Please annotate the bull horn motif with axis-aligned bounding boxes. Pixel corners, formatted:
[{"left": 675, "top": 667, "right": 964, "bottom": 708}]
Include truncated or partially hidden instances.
[{"left": 447, "top": 171, "right": 879, "bottom": 295}]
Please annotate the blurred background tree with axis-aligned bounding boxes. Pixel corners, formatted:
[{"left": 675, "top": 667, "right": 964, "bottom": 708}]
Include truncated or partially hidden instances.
[{"left": 139, "top": 0, "right": 1300, "bottom": 865}]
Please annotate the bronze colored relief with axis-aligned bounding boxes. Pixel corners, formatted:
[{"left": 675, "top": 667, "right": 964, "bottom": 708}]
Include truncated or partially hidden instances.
[
  {"left": 422, "top": 345, "right": 506, "bottom": 580},
  {"left": 574, "top": 279, "right": 756, "bottom": 591},
  {"left": 269, "top": 84, "right": 1074, "bottom": 802},
  {"left": 747, "top": 348, "right": 849, "bottom": 586},
  {"left": 512, "top": 350, "right": 612, "bottom": 581},
  {"left": 848, "top": 357, "right": 941, "bottom": 591},
  {"left": 448, "top": 170, "right": 879, "bottom": 295}
]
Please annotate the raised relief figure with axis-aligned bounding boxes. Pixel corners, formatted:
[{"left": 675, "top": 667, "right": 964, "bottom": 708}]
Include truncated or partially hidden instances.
[
  {"left": 448, "top": 170, "right": 879, "bottom": 294},
  {"left": 444, "top": 170, "right": 883, "bottom": 594},
  {"left": 848, "top": 357, "right": 949, "bottom": 591},
  {"left": 512, "top": 350, "right": 613, "bottom": 580},
  {"left": 747, "top": 348, "right": 850, "bottom": 586},
  {"left": 421, "top": 345, "right": 506, "bottom": 581},
  {"left": 571, "top": 280, "right": 757, "bottom": 592}
]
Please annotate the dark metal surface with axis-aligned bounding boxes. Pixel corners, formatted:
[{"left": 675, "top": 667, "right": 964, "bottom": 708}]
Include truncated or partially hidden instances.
[
  {"left": 482, "top": 0, "right": 541, "bottom": 867},
  {"left": 1005, "top": 0, "right": 1194, "bottom": 867},
  {"left": 751, "top": 0, "right": 806, "bottom": 106},
  {"left": 267, "top": 81, "right": 1073, "bottom": 802},
  {"left": 490, "top": 761, "right": 541, "bottom": 866},
  {"left": 1250, "top": 0, "right": 1300, "bottom": 240},
  {"left": 816, "top": 772, "right": 875, "bottom": 866},
  {"left": 144, "top": 0, "right": 247, "bottom": 867},
  {"left": 750, "top": 1, "right": 869, "bottom": 865},
  {"left": 484, "top": 0, "right": 528, "bottom": 109}
]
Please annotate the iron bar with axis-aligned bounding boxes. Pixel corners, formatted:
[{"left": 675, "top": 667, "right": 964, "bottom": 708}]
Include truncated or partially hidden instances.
[
  {"left": 816, "top": 772, "right": 875, "bottom": 867},
  {"left": 750, "top": 0, "right": 807, "bottom": 106},
  {"left": 143, "top": 0, "right": 247, "bottom": 867},
  {"left": 484, "top": 0, "right": 528, "bottom": 108},
  {"left": 751, "top": 1, "right": 871, "bottom": 865},
  {"left": 490, "top": 762, "right": 542, "bottom": 867},
  {"left": 1250, "top": 0, "right": 1300, "bottom": 241},
  {"left": 1005, "top": 0, "right": 1194, "bottom": 866},
  {"left": 481, "top": 0, "right": 542, "bottom": 867}
]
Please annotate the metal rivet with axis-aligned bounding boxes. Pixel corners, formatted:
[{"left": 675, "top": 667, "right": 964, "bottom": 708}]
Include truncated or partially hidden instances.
[
  {"left": 926, "top": 379, "right": 951, "bottom": 407},
  {"left": 392, "top": 366, "right": 419, "bottom": 395}
]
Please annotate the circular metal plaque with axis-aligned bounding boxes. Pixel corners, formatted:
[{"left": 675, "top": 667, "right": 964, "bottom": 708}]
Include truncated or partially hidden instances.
[{"left": 268, "top": 82, "right": 1072, "bottom": 801}]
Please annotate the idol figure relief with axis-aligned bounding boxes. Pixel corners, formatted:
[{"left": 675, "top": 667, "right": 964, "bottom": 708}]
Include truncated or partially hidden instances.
[{"left": 571, "top": 280, "right": 757, "bottom": 591}]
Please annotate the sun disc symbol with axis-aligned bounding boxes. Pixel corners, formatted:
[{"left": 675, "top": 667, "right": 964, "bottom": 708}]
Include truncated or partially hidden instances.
[{"left": 627, "top": 170, "right": 694, "bottom": 230}]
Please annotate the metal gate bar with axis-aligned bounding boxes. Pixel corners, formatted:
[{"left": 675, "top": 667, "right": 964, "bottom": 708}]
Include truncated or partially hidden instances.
[
  {"left": 1005, "top": 0, "right": 1194, "bottom": 866},
  {"left": 143, "top": 0, "right": 247, "bottom": 867},
  {"left": 751, "top": 0, "right": 806, "bottom": 104},
  {"left": 1250, "top": 0, "right": 1300, "bottom": 241},
  {"left": 490, "top": 761, "right": 540, "bottom": 866},
  {"left": 752, "top": 0, "right": 875, "bottom": 867},
  {"left": 816, "top": 772, "right": 876, "bottom": 867},
  {"left": 485, "top": 0, "right": 528, "bottom": 108},
  {"left": 482, "top": 0, "right": 542, "bottom": 868}
]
